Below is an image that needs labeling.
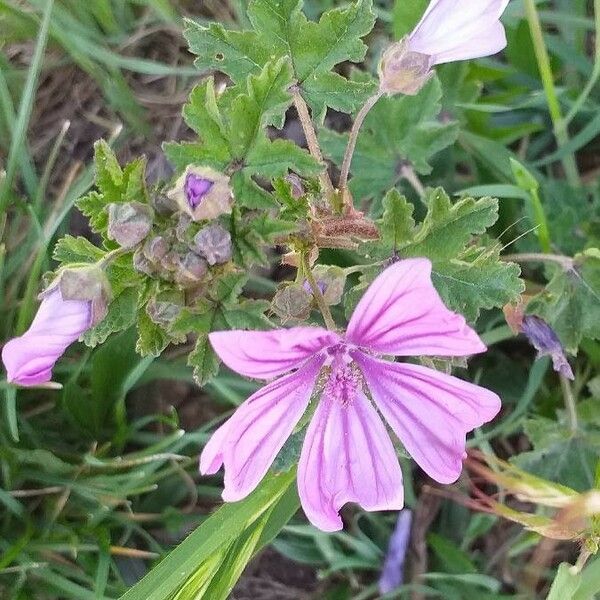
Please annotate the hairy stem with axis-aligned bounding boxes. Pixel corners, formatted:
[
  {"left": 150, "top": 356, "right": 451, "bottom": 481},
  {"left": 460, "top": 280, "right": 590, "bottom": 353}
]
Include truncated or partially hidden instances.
[
  {"left": 301, "top": 252, "right": 336, "bottom": 331},
  {"left": 560, "top": 375, "right": 578, "bottom": 434},
  {"left": 501, "top": 253, "right": 574, "bottom": 270},
  {"left": 97, "top": 246, "right": 132, "bottom": 270},
  {"left": 524, "top": 0, "right": 581, "bottom": 187},
  {"left": 339, "top": 90, "right": 384, "bottom": 194},
  {"left": 291, "top": 87, "right": 335, "bottom": 198}
]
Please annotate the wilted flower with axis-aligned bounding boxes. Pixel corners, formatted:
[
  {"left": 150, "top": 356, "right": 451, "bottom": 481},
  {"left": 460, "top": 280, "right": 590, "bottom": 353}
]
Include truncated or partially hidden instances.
[
  {"left": 379, "top": 509, "right": 413, "bottom": 594},
  {"left": 380, "top": 0, "right": 509, "bottom": 95},
  {"left": 107, "top": 202, "right": 153, "bottom": 249},
  {"left": 200, "top": 259, "right": 500, "bottom": 531},
  {"left": 2, "top": 266, "right": 110, "bottom": 386},
  {"left": 167, "top": 166, "right": 232, "bottom": 222},
  {"left": 521, "top": 315, "right": 574, "bottom": 380}
]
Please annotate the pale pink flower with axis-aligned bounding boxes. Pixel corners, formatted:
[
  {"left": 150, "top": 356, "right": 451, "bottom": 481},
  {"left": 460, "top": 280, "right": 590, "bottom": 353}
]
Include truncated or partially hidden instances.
[
  {"left": 409, "top": 0, "right": 510, "bottom": 65},
  {"left": 2, "top": 288, "right": 92, "bottom": 386},
  {"left": 200, "top": 259, "right": 501, "bottom": 531}
]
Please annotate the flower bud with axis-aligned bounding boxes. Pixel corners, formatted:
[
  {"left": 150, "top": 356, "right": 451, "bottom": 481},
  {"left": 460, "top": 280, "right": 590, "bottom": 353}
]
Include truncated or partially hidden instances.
[
  {"left": 310, "top": 265, "right": 347, "bottom": 306},
  {"left": 107, "top": 202, "right": 154, "bottom": 249},
  {"left": 285, "top": 173, "right": 304, "bottom": 199},
  {"left": 151, "top": 191, "right": 178, "bottom": 216},
  {"left": 147, "top": 296, "right": 182, "bottom": 327},
  {"left": 133, "top": 247, "right": 158, "bottom": 277},
  {"left": 1, "top": 266, "right": 110, "bottom": 386},
  {"left": 56, "top": 265, "right": 111, "bottom": 326},
  {"left": 378, "top": 38, "right": 434, "bottom": 96},
  {"left": 272, "top": 284, "right": 312, "bottom": 323},
  {"left": 167, "top": 166, "right": 232, "bottom": 222},
  {"left": 143, "top": 235, "right": 169, "bottom": 263},
  {"left": 173, "top": 252, "right": 208, "bottom": 288},
  {"left": 193, "top": 224, "right": 232, "bottom": 266},
  {"left": 174, "top": 212, "right": 194, "bottom": 243}
]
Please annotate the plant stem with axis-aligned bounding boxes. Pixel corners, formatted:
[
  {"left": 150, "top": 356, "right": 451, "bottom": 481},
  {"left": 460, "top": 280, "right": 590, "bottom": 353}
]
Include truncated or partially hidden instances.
[
  {"left": 564, "top": 0, "right": 600, "bottom": 126},
  {"left": 529, "top": 187, "right": 552, "bottom": 253},
  {"left": 560, "top": 374, "right": 578, "bottom": 434},
  {"left": 501, "top": 253, "right": 574, "bottom": 270},
  {"left": 291, "top": 87, "right": 335, "bottom": 198},
  {"left": 301, "top": 252, "right": 336, "bottom": 331},
  {"left": 338, "top": 90, "right": 383, "bottom": 194},
  {"left": 524, "top": 0, "right": 581, "bottom": 188},
  {"left": 97, "top": 246, "right": 132, "bottom": 269}
]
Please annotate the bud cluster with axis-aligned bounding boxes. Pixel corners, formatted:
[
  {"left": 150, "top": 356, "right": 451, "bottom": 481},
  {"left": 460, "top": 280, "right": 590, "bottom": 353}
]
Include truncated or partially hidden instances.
[{"left": 133, "top": 212, "right": 233, "bottom": 289}]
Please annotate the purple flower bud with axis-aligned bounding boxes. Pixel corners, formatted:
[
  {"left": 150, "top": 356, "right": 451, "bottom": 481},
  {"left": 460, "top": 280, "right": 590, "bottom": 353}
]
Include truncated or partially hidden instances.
[
  {"left": 143, "top": 236, "right": 169, "bottom": 263},
  {"left": 174, "top": 252, "right": 208, "bottom": 288},
  {"left": 302, "top": 279, "right": 327, "bottom": 296},
  {"left": 147, "top": 298, "right": 182, "bottom": 327},
  {"left": 2, "top": 266, "right": 110, "bottom": 386},
  {"left": 284, "top": 173, "right": 304, "bottom": 199},
  {"left": 193, "top": 224, "right": 232, "bottom": 266},
  {"left": 185, "top": 173, "right": 214, "bottom": 209},
  {"left": 379, "top": 510, "right": 413, "bottom": 594},
  {"left": 521, "top": 315, "right": 574, "bottom": 380},
  {"left": 167, "top": 166, "right": 232, "bottom": 222},
  {"left": 133, "top": 247, "right": 157, "bottom": 277},
  {"left": 302, "top": 266, "right": 347, "bottom": 306},
  {"left": 107, "top": 202, "right": 154, "bottom": 249}
]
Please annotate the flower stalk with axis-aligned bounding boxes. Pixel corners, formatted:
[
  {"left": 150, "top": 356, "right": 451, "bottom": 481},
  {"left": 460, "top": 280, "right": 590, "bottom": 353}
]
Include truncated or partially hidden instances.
[
  {"left": 291, "top": 87, "right": 335, "bottom": 199},
  {"left": 338, "top": 90, "right": 383, "bottom": 194},
  {"left": 301, "top": 251, "right": 336, "bottom": 331}
]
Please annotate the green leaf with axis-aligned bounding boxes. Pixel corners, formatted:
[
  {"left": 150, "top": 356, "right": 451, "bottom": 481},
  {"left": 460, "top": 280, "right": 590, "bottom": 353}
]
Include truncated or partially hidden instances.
[
  {"left": 119, "top": 469, "right": 297, "bottom": 600},
  {"left": 378, "top": 189, "right": 415, "bottom": 250},
  {"left": 53, "top": 235, "right": 105, "bottom": 265},
  {"left": 82, "top": 287, "right": 138, "bottom": 347},
  {"left": 136, "top": 310, "right": 171, "bottom": 357},
  {"left": 76, "top": 142, "right": 149, "bottom": 235},
  {"left": 320, "top": 79, "right": 458, "bottom": 201},
  {"left": 185, "top": 0, "right": 376, "bottom": 117},
  {"left": 528, "top": 249, "right": 600, "bottom": 354},
  {"left": 546, "top": 563, "right": 581, "bottom": 600},
  {"left": 245, "top": 137, "right": 322, "bottom": 178},
  {"left": 513, "top": 416, "right": 599, "bottom": 491}
]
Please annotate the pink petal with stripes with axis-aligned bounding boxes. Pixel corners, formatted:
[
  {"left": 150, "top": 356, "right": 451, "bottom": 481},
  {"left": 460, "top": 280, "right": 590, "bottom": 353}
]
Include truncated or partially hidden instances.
[
  {"left": 345, "top": 258, "right": 485, "bottom": 357},
  {"left": 355, "top": 352, "right": 501, "bottom": 484},
  {"left": 209, "top": 327, "right": 339, "bottom": 380}
]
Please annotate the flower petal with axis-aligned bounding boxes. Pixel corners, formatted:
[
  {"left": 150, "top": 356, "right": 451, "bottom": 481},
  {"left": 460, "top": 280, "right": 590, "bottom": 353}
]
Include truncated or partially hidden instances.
[
  {"left": 409, "top": 0, "right": 509, "bottom": 65},
  {"left": 200, "top": 354, "right": 324, "bottom": 502},
  {"left": 346, "top": 259, "right": 485, "bottom": 357},
  {"left": 209, "top": 327, "right": 339, "bottom": 379},
  {"left": 2, "top": 289, "right": 91, "bottom": 386},
  {"left": 356, "top": 353, "right": 500, "bottom": 484},
  {"left": 298, "top": 390, "right": 404, "bottom": 532}
]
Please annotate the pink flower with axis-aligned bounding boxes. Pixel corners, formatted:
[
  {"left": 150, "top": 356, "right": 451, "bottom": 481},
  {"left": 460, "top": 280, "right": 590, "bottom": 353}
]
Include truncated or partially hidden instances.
[
  {"left": 2, "top": 266, "right": 109, "bottom": 387},
  {"left": 409, "top": 0, "right": 510, "bottom": 65},
  {"left": 200, "top": 259, "right": 501, "bottom": 531}
]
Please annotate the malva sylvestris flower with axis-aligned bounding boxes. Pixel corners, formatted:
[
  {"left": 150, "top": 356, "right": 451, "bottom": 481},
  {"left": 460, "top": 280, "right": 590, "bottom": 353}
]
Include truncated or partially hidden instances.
[
  {"left": 2, "top": 267, "right": 109, "bottom": 387},
  {"left": 380, "top": 0, "right": 510, "bottom": 95},
  {"left": 200, "top": 259, "right": 501, "bottom": 531}
]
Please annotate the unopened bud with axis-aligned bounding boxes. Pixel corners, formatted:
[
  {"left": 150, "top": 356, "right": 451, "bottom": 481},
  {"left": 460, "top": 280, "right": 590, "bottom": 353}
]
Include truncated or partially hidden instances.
[
  {"left": 193, "top": 224, "right": 232, "bottom": 266},
  {"left": 174, "top": 252, "right": 208, "bottom": 288},
  {"left": 167, "top": 166, "right": 232, "bottom": 222},
  {"left": 311, "top": 265, "right": 347, "bottom": 306},
  {"left": 151, "top": 191, "right": 178, "bottom": 216},
  {"left": 147, "top": 296, "right": 182, "bottom": 326},
  {"left": 285, "top": 173, "right": 304, "bottom": 199},
  {"left": 143, "top": 235, "right": 169, "bottom": 263},
  {"left": 378, "top": 38, "right": 433, "bottom": 96},
  {"left": 107, "top": 202, "right": 154, "bottom": 248},
  {"left": 133, "top": 248, "right": 157, "bottom": 277},
  {"left": 272, "top": 284, "right": 312, "bottom": 323},
  {"left": 54, "top": 265, "right": 111, "bottom": 326},
  {"left": 174, "top": 212, "right": 193, "bottom": 243}
]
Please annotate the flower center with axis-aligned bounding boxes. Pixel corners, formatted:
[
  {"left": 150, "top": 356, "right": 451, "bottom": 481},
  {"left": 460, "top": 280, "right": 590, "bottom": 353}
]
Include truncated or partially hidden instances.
[
  {"left": 322, "top": 344, "right": 363, "bottom": 407},
  {"left": 184, "top": 173, "right": 214, "bottom": 209}
]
